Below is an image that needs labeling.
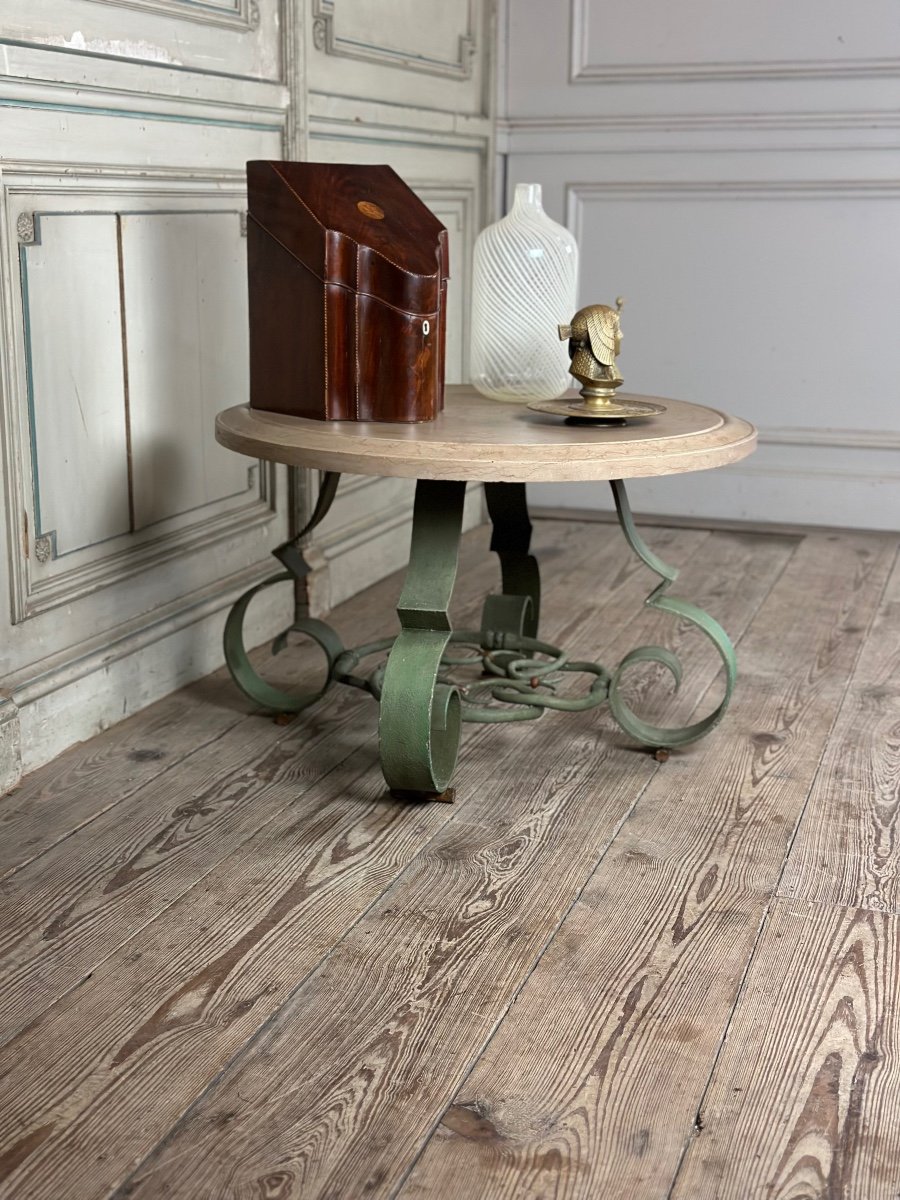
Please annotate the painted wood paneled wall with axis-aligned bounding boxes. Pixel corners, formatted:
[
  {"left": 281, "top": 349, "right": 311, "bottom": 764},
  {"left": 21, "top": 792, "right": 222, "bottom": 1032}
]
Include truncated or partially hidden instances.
[
  {"left": 302, "top": 0, "right": 491, "bottom": 611},
  {"left": 0, "top": 0, "right": 493, "bottom": 788},
  {"left": 499, "top": 0, "right": 900, "bottom": 530}
]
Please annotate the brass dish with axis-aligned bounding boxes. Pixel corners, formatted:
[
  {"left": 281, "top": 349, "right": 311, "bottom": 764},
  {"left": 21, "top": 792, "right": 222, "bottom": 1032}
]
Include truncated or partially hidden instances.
[{"left": 528, "top": 392, "right": 667, "bottom": 423}]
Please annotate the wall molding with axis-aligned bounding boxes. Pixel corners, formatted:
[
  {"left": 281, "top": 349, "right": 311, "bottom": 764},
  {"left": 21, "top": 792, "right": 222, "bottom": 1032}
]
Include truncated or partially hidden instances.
[
  {"left": 8, "top": 552, "right": 293, "bottom": 776},
  {"left": 0, "top": 43, "right": 287, "bottom": 121},
  {"left": 500, "top": 111, "right": 900, "bottom": 157},
  {"left": 569, "top": 0, "right": 900, "bottom": 84},
  {"left": 0, "top": 160, "right": 250, "bottom": 182},
  {"left": 558, "top": 182, "right": 900, "bottom": 521},
  {"left": 566, "top": 178, "right": 900, "bottom": 244},
  {"left": 571, "top": 55, "right": 900, "bottom": 86},
  {"left": 0, "top": 167, "right": 279, "bottom": 626},
  {"left": 322, "top": 496, "right": 417, "bottom": 561},
  {"left": 4, "top": 554, "right": 278, "bottom": 706},
  {"left": 720, "top": 461, "right": 900, "bottom": 484},
  {"left": 92, "top": 0, "right": 259, "bottom": 32},
  {"left": 528, "top": 432, "right": 900, "bottom": 530},
  {"left": 23, "top": 468, "right": 276, "bottom": 619},
  {"left": 501, "top": 110, "right": 900, "bottom": 135},
  {"left": 308, "top": 124, "right": 489, "bottom": 153},
  {"left": 0, "top": 91, "right": 283, "bottom": 132},
  {"left": 308, "top": 91, "right": 491, "bottom": 143},
  {"left": 311, "top": 0, "right": 477, "bottom": 80},
  {"left": 761, "top": 427, "right": 900, "bottom": 452}
]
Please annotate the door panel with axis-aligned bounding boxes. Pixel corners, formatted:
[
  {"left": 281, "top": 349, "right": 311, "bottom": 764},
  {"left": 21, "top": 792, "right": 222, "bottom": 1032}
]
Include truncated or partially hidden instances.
[
  {"left": 309, "top": 0, "right": 487, "bottom": 115},
  {"left": 1, "top": 0, "right": 281, "bottom": 80},
  {"left": 121, "top": 211, "right": 252, "bottom": 529},
  {"left": 0, "top": 5, "right": 288, "bottom": 779},
  {"left": 3, "top": 177, "right": 273, "bottom": 625},
  {"left": 23, "top": 212, "right": 131, "bottom": 555}
]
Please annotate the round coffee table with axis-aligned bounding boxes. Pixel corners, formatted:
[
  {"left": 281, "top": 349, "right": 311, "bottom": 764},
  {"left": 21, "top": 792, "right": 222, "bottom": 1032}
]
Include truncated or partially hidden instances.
[{"left": 216, "top": 386, "right": 756, "bottom": 800}]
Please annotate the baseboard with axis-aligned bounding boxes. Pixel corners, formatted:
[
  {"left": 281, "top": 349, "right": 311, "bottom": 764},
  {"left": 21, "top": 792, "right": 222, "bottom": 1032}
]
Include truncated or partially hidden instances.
[
  {"left": 0, "top": 701, "right": 21, "bottom": 795},
  {"left": 9, "top": 561, "right": 293, "bottom": 778},
  {"left": 529, "top": 503, "right": 894, "bottom": 540},
  {"left": 525, "top": 435, "right": 900, "bottom": 535}
]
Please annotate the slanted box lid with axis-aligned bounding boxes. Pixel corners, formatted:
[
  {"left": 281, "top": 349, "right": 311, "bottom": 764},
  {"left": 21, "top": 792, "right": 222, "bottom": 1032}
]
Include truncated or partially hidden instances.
[{"left": 247, "top": 161, "right": 449, "bottom": 316}]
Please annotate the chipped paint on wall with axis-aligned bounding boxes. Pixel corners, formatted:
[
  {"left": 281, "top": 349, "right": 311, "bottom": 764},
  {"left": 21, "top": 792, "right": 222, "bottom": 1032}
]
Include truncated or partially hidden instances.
[{"left": 33, "top": 31, "right": 182, "bottom": 65}]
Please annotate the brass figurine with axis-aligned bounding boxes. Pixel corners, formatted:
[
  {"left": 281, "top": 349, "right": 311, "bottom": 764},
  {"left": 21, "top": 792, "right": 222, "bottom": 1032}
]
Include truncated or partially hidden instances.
[
  {"left": 558, "top": 297, "right": 625, "bottom": 402},
  {"left": 527, "top": 297, "right": 667, "bottom": 423}
]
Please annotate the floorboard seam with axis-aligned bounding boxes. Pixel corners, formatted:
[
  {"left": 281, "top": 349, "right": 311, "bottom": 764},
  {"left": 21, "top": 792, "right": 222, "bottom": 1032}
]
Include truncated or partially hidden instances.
[
  {"left": 771, "top": 893, "right": 900, "bottom": 920},
  {"left": 108, "top": 523, "right": 725, "bottom": 1198},
  {"left": 105, "top": 778, "right": 437, "bottom": 1196},
  {"left": 1, "top": 525, "right": 509, "bottom": 882},
  {"left": 771, "top": 536, "right": 900, "bottom": 918},
  {"left": 10, "top": 523, "right": 668, "bottom": 1192},
  {"left": 109, "top": 562, "right": 702, "bottom": 1199},
  {"left": 662, "top": 898, "right": 774, "bottom": 1200}
]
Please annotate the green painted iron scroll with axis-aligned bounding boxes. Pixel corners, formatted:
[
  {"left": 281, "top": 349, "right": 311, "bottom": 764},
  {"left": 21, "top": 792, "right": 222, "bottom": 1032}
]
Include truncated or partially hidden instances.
[
  {"left": 223, "top": 471, "right": 345, "bottom": 713},
  {"left": 378, "top": 478, "right": 468, "bottom": 796},
  {"left": 606, "top": 478, "right": 737, "bottom": 748},
  {"left": 221, "top": 469, "right": 738, "bottom": 800}
]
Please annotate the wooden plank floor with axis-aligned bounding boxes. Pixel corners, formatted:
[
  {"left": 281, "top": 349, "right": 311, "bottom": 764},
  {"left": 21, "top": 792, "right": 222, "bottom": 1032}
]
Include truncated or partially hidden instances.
[{"left": 1, "top": 517, "right": 898, "bottom": 1200}]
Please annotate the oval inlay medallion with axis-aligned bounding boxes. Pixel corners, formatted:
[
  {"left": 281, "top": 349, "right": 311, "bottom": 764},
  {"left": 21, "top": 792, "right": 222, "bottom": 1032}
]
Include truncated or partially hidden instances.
[{"left": 357, "top": 200, "right": 385, "bottom": 220}]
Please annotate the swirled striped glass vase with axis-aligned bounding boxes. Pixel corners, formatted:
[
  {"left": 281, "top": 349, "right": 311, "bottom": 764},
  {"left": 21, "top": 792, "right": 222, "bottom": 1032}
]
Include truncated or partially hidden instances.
[{"left": 469, "top": 183, "right": 579, "bottom": 401}]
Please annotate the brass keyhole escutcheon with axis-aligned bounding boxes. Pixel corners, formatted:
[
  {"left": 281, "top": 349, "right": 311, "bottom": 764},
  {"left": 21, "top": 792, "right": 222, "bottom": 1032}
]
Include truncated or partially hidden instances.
[{"left": 357, "top": 200, "right": 385, "bottom": 220}]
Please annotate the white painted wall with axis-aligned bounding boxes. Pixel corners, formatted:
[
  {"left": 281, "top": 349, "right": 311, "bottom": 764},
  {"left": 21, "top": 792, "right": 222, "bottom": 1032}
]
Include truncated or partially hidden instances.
[
  {"left": 0, "top": 0, "right": 493, "bottom": 787},
  {"left": 499, "top": 0, "right": 900, "bottom": 530}
]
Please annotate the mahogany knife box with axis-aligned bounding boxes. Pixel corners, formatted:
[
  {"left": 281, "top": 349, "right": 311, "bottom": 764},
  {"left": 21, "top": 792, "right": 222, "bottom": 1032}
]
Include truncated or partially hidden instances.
[{"left": 246, "top": 160, "right": 449, "bottom": 422}]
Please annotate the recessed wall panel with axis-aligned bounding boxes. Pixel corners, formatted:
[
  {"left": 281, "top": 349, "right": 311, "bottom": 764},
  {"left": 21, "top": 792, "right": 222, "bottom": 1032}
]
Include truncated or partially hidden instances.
[
  {"left": 121, "top": 211, "right": 252, "bottom": 531},
  {"left": 570, "top": 186, "right": 900, "bottom": 435},
  {"left": 332, "top": 0, "right": 472, "bottom": 73},
  {"left": 576, "top": 0, "right": 900, "bottom": 77},
  {"left": 309, "top": 0, "right": 486, "bottom": 115},
  {"left": 23, "top": 213, "right": 131, "bottom": 555},
  {"left": 1, "top": 0, "right": 281, "bottom": 80}
]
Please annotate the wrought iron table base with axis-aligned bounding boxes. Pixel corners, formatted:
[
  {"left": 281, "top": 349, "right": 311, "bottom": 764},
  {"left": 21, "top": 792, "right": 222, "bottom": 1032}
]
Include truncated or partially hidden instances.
[{"left": 224, "top": 475, "right": 736, "bottom": 800}]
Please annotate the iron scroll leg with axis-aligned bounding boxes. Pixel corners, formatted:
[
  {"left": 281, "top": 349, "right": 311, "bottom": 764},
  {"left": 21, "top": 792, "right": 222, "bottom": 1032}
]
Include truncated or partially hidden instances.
[
  {"left": 379, "top": 479, "right": 468, "bottom": 799},
  {"left": 606, "top": 478, "right": 737, "bottom": 748},
  {"left": 482, "top": 482, "right": 542, "bottom": 642},
  {"left": 223, "top": 472, "right": 344, "bottom": 712}
]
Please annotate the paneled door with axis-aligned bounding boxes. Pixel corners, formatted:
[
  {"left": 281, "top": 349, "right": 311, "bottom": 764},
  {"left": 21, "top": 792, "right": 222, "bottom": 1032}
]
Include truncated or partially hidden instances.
[
  {"left": 1, "top": 0, "right": 494, "bottom": 788},
  {"left": 0, "top": 0, "right": 290, "bottom": 781}
]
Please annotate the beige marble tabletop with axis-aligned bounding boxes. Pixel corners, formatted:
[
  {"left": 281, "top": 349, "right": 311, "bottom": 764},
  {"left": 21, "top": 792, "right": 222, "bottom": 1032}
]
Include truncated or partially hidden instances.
[{"left": 216, "top": 385, "right": 756, "bottom": 483}]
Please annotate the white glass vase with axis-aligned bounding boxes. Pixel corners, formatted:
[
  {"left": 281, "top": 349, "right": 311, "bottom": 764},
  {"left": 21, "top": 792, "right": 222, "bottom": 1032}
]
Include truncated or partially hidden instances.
[{"left": 469, "top": 183, "right": 579, "bottom": 401}]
